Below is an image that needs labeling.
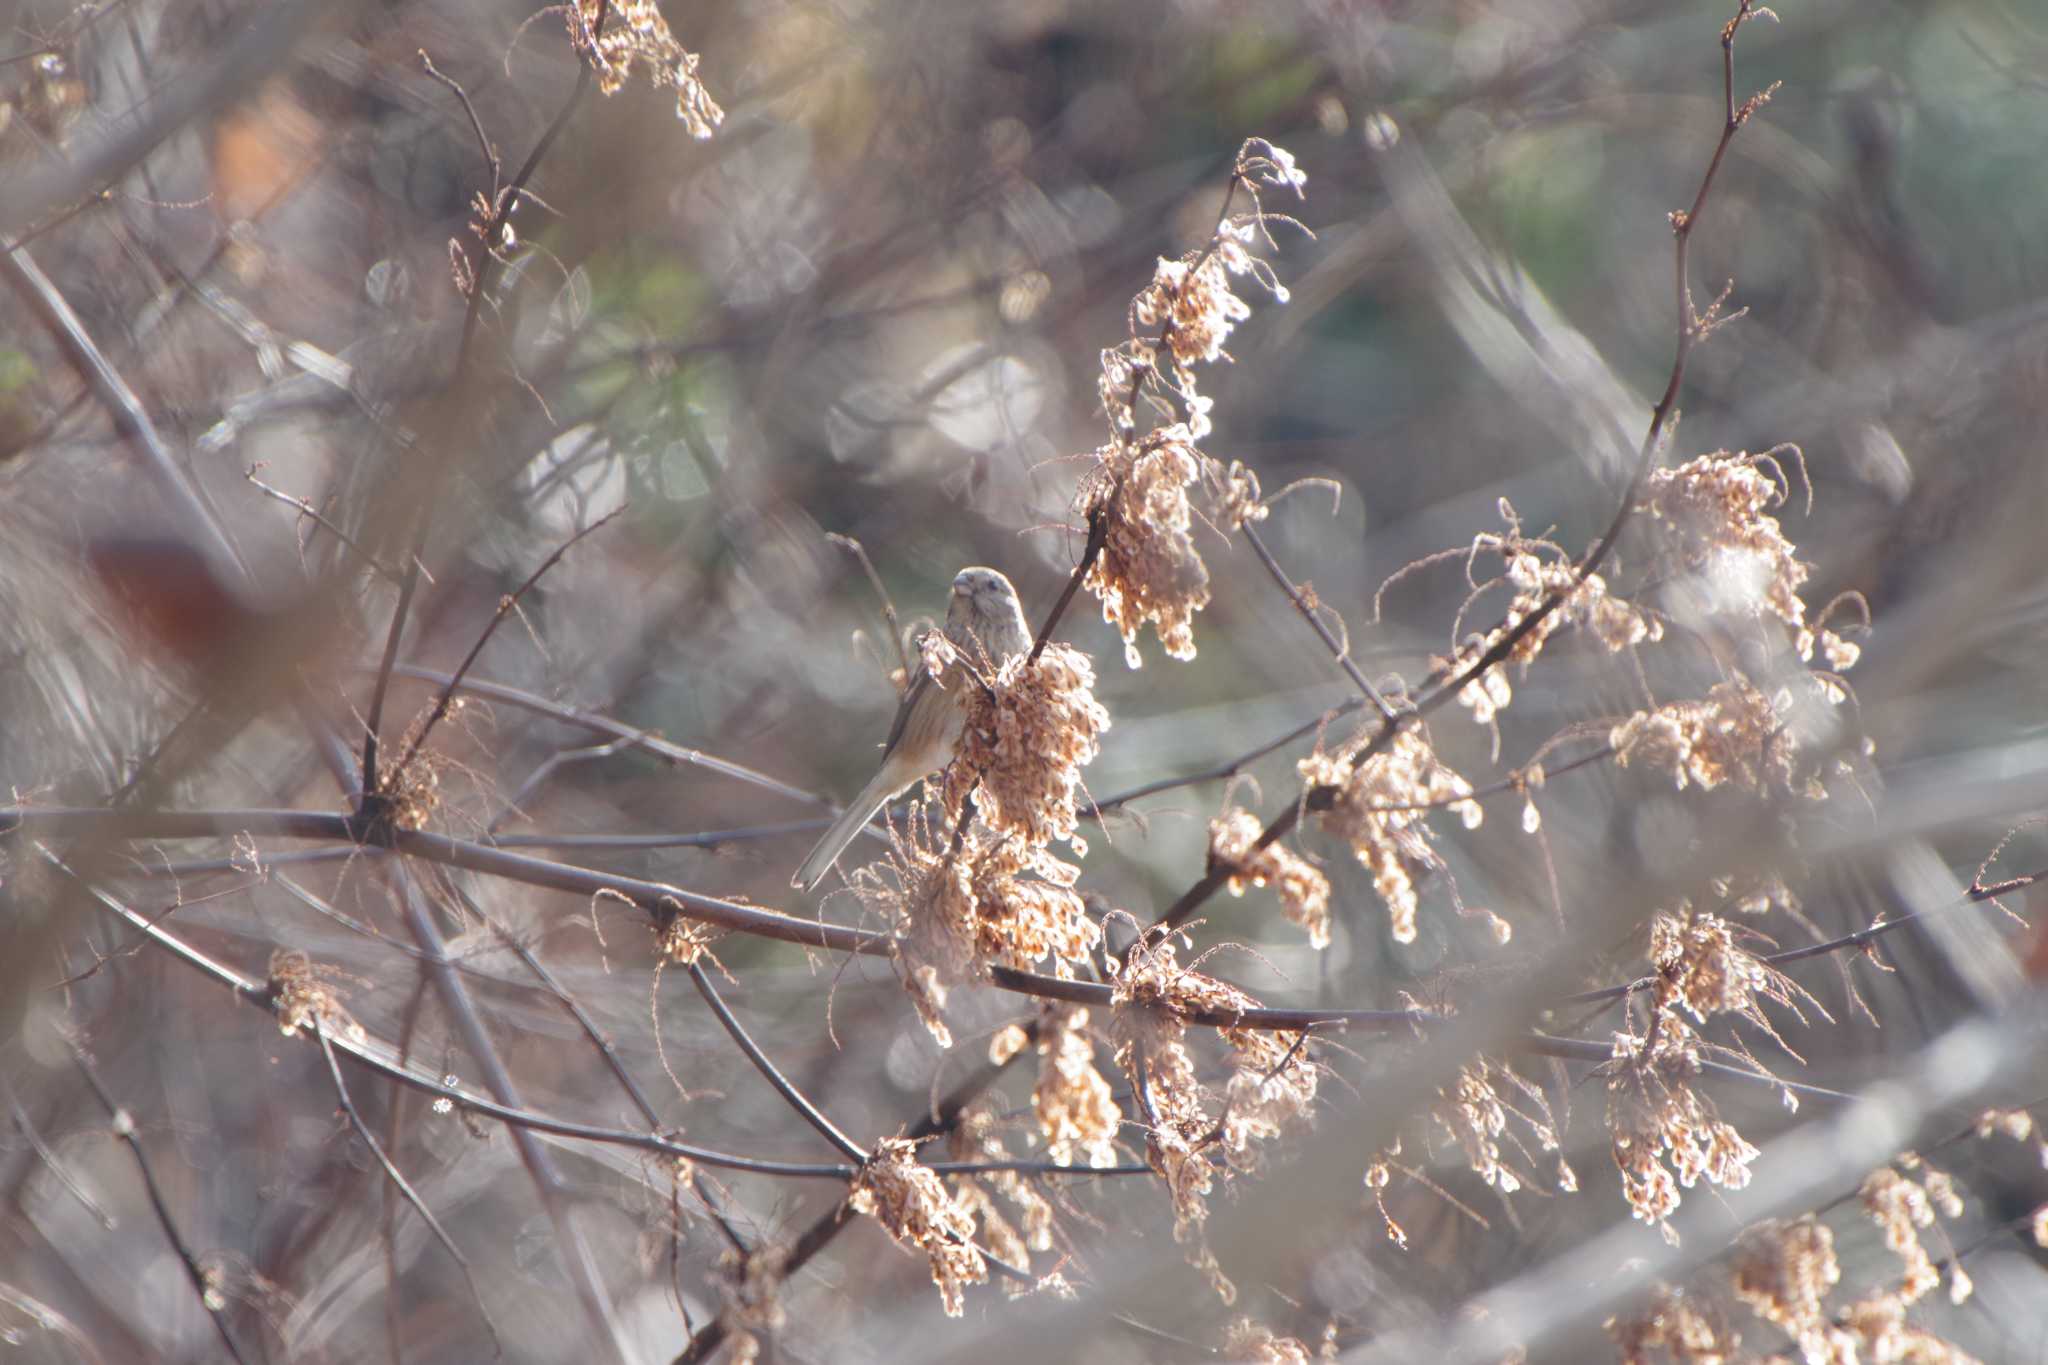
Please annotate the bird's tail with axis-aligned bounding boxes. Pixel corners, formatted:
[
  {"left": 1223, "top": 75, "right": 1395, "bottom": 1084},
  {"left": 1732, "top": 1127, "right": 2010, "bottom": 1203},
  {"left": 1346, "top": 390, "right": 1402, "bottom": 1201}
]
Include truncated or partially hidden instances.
[{"left": 792, "top": 772, "right": 894, "bottom": 892}]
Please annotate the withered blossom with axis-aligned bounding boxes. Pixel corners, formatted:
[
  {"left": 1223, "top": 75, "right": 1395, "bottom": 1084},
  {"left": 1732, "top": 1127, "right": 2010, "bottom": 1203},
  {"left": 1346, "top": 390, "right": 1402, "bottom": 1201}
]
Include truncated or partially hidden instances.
[
  {"left": 1638, "top": 450, "right": 1861, "bottom": 671},
  {"left": 565, "top": 0, "right": 724, "bottom": 137},
  {"left": 1108, "top": 928, "right": 1316, "bottom": 1278},
  {"left": 1611, "top": 678, "right": 1841, "bottom": 798},
  {"left": 1079, "top": 141, "right": 1306, "bottom": 669},
  {"left": 1607, "top": 1014, "right": 1760, "bottom": 1232},
  {"left": 946, "top": 1105, "right": 1054, "bottom": 1287},
  {"left": 1437, "top": 531, "right": 1661, "bottom": 737},
  {"left": 1860, "top": 1167, "right": 1943, "bottom": 1304},
  {"left": 1605, "top": 1285, "right": 1738, "bottom": 1365},
  {"left": 1648, "top": 907, "right": 1813, "bottom": 1032},
  {"left": 1732, "top": 1219, "right": 1845, "bottom": 1362},
  {"left": 1209, "top": 806, "right": 1332, "bottom": 949},
  {"left": 269, "top": 949, "right": 364, "bottom": 1043},
  {"left": 1082, "top": 428, "right": 1212, "bottom": 667},
  {"left": 1219, "top": 1024, "right": 1318, "bottom": 1159},
  {"left": 1220, "top": 1316, "right": 1315, "bottom": 1364},
  {"left": 1732, "top": 1216, "right": 1981, "bottom": 1364},
  {"left": 1430, "top": 1058, "right": 1567, "bottom": 1198},
  {"left": 1133, "top": 226, "right": 1257, "bottom": 374},
  {"left": 944, "top": 642, "right": 1109, "bottom": 851},
  {"left": 1299, "top": 727, "right": 1481, "bottom": 945},
  {"left": 850, "top": 805, "right": 1100, "bottom": 1047},
  {"left": 847, "top": 1137, "right": 988, "bottom": 1318},
  {"left": 1030, "top": 1005, "right": 1120, "bottom": 1169},
  {"left": 1837, "top": 1294, "right": 1981, "bottom": 1364}
]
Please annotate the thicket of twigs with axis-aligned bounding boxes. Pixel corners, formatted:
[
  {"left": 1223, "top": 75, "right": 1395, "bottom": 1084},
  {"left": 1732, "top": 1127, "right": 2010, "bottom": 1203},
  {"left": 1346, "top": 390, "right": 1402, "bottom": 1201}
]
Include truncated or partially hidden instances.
[{"left": 4, "top": 1, "right": 2048, "bottom": 1361}]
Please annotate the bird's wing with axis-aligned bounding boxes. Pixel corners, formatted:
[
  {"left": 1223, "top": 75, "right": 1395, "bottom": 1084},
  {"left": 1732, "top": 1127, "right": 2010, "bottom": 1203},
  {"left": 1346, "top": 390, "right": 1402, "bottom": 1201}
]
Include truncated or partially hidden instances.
[{"left": 880, "top": 662, "right": 935, "bottom": 756}]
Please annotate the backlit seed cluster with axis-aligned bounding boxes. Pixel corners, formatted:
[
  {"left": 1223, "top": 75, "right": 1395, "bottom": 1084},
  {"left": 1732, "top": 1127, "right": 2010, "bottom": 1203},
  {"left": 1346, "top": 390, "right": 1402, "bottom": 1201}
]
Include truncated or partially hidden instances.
[
  {"left": 1298, "top": 727, "right": 1480, "bottom": 945},
  {"left": 1208, "top": 805, "right": 1332, "bottom": 949},
  {"left": 847, "top": 1137, "right": 987, "bottom": 1318},
  {"left": 1081, "top": 141, "right": 1307, "bottom": 668},
  {"left": 943, "top": 642, "right": 1110, "bottom": 853},
  {"left": 1107, "top": 927, "right": 1317, "bottom": 1298},
  {"left": 566, "top": 0, "right": 724, "bottom": 137}
]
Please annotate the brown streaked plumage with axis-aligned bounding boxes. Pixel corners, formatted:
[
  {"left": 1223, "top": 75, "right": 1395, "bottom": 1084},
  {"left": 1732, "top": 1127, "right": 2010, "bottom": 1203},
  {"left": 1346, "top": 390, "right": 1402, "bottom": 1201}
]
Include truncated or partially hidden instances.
[{"left": 792, "top": 566, "right": 1030, "bottom": 892}]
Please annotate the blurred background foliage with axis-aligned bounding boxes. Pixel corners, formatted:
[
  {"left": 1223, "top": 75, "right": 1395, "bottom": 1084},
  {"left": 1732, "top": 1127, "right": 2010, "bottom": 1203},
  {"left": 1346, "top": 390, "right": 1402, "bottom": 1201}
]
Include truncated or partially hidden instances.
[{"left": 4, "top": 0, "right": 2048, "bottom": 1359}]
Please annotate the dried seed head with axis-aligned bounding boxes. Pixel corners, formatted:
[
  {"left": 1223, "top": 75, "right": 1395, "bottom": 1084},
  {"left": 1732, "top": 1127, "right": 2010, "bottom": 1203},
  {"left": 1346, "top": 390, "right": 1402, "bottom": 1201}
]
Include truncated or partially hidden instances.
[
  {"left": 1031, "top": 1005, "right": 1120, "bottom": 1169},
  {"left": 1607, "top": 1015, "right": 1758, "bottom": 1229},
  {"left": 1732, "top": 1218, "right": 1842, "bottom": 1358},
  {"left": 1299, "top": 728, "right": 1477, "bottom": 944},
  {"left": 269, "top": 950, "right": 364, "bottom": 1043},
  {"left": 1611, "top": 678, "right": 1841, "bottom": 797},
  {"left": 847, "top": 1137, "right": 987, "bottom": 1317},
  {"left": 849, "top": 804, "right": 1101, "bottom": 1047},
  {"left": 566, "top": 0, "right": 724, "bottom": 137},
  {"left": 945, "top": 642, "right": 1109, "bottom": 852},
  {"left": 1209, "top": 806, "right": 1331, "bottom": 949},
  {"left": 1082, "top": 429, "right": 1212, "bottom": 667}
]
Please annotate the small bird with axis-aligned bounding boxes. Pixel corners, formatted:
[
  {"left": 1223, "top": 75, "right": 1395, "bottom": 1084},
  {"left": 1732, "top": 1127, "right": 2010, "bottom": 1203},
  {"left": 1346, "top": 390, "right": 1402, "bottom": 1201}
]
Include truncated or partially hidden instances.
[{"left": 792, "top": 566, "right": 1031, "bottom": 892}]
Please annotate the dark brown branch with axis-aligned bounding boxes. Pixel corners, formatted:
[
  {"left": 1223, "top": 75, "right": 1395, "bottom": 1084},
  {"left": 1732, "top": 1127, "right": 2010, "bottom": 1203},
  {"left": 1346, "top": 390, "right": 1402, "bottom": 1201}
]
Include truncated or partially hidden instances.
[
  {"left": 312, "top": 1022, "right": 503, "bottom": 1354},
  {"left": 69, "top": 1042, "right": 253, "bottom": 1365},
  {"left": 244, "top": 465, "right": 399, "bottom": 582},
  {"left": 387, "top": 506, "right": 622, "bottom": 787},
  {"left": 1028, "top": 496, "right": 1113, "bottom": 664},
  {"left": 362, "top": 3, "right": 606, "bottom": 804},
  {"left": 1241, "top": 521, "right": 1398, "bottom": 722},
  {"left": 684, "top": 960, "right": 869, "bottom": 1162}
]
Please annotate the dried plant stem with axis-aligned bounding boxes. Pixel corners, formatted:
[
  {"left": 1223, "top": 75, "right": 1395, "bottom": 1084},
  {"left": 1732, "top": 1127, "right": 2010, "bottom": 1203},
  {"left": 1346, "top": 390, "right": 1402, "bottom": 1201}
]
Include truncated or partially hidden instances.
[
  {"left": 361, "top": 6, "right": 606, "bottom": 804},
  {"left": 685, "top": 960, "right": 868, "bottom": 1162},
  {"left": 69, "top": 1041, "right": 253, "bottom": 1365},
  {"left": 312, "top": 1021, "right": 502, "bottom": 1351},
  {"left": 386, "top": 506, "right": 622, "bottom": 786},
  {"left": 1241, "top": 521, "right": 1398, "bottom": 722}
]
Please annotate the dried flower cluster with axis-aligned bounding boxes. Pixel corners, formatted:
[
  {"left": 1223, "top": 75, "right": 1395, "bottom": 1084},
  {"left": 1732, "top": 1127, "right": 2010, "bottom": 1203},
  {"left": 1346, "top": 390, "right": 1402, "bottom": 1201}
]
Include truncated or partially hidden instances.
[
  {"left": 851, "top": 803, "right": 1099, "bottom": 1047},
  {"left": 1733, "top": 1219, "right": 1842, "bottom": 1361},
  {"left": 1221, "top": 1316, "right": 1320, "bottom": 1363},
  {"left": 1732, "top": 1218, "right": 1980, "bottom": 1364},
  {"left": 1607, "top": 1015, "right": 1760, "bottom": 1233},
  {"left": 1611, "top": 678, "right": 1841, "bottom": 798},
  {"left": 269, "top": 949, "right": 364, "bottom": 1042},
  {"left": 944, "top": 642, "right": 1109, "bottom": 852},
  {"left": 1081, "top": 141, "right": 1306, "bottom": 667},
  {"left": 1298, "top": 727, "right": 1483, "bottom": 944},
  {"left": 1220, "top": 1024, "right": 1319, "bottom": 1159},
  {"left": 1606, "top": 1285, "right": 1738, "bottom": 1365},
  {"left": 1107, "top": 928, "right": 1316, "bottom": 1296},
  {"left": 1436, "top": 522, "right": 1662, "bottom": 737},
  {"left": 1208, "top": 805, "right": 1332, "bottom": 948},
  {"left": 944, "top": 1105, "right": 1055, "bottom": 1291},
  {"left": 1974, "top": 1106, "right": 2048, "bottom": 1165},
  {"left": 847, "top": 1137, "right": 988, "bottom": 1318},
  {"left": 1021, "top": 1005, "right": 1120, "bottom": 1169},
  {"left": 566, "top": 0, "right": 724, "bottom": 137},
  {"left": 379, "top": 703, "right": 460, "bottom": 831},
  {"left": 1637, "top": 450, "right": 1860, "bottom": 672},
  {"left": 1430, "top": 1057, "right": 1571, "bottom": 1199},
  {"left": 1860, "top": 1164, "right": 1963, "bottom": 1306},
  {"left": 1082, "top": 427, "right": 1212, "bottom": 667},
  {"left": 1648, "top": 906, "right": 1813, "bottom": 1036}
]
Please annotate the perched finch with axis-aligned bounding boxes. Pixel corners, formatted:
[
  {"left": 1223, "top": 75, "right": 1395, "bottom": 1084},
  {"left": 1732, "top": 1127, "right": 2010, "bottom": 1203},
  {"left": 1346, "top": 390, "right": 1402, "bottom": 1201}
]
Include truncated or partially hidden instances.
[{"left": 792, "top": 566, "right": 1030, "bottom": 891}]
